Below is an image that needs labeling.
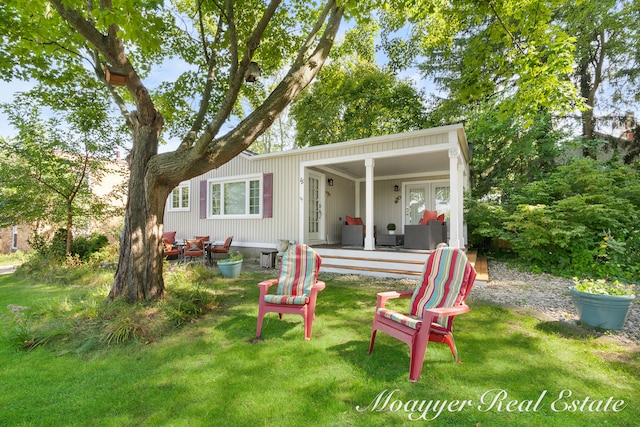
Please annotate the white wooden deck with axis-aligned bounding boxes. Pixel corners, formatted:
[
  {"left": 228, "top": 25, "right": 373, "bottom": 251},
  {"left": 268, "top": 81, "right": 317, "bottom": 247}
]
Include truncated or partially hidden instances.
[{"left": 315, "top": 246, "right": 488, "bottom": 281}]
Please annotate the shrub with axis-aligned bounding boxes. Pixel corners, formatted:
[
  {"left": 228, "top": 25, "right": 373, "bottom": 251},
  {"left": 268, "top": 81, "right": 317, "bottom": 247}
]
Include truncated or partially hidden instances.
[
  {"left": 72, "top": 233, "right": 109, "bottom": 261},
  {"left": 500, "top": 158, "right": 640, "bottom": 279},
  {"left": 464, "top": 195, "right": 508, "bottom": 250}
]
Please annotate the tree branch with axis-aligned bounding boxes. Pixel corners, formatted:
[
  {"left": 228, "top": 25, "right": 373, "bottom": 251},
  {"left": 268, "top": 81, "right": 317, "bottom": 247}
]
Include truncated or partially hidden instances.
[
  {"left": 197, "top": 1, "right": 344, "bottom": 167},
  {"left": 294, "top": 0, "right": 334, "bottom": 66},
  {"left": 84, "top": 0, "right": 131, "bottom": 127},
  {"left": 181, "top": 13, "right": 226, "bottom": 148},
  {"left": 181, "top": 0, "right": 283, "bottom": 152},
  {"left": 49, "top": 0, "right": 158, "bottom": 127},
  {"left": 487, "top": 0, "right": 527, "bottom": 56}
]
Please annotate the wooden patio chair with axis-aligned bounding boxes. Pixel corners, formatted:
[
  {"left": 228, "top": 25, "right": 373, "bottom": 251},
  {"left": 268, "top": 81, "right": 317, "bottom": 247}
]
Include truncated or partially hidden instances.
[{"left": 368, "top": 247, "right": 477, "bottom": 381}]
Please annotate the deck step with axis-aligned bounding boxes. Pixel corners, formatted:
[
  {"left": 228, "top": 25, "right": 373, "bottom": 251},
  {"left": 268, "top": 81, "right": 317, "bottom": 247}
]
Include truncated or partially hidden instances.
[
  {"left": 321, "top": 254, "right": 425, "bottom": 265},
  {"left": 474, "top": 257, "right": 489, "bottom": 282},
  {"left": 316, "top": 247, "right": 490, "bottom": 281},
  {"left": 321, "top": 263, "right": 422, "bottom": 277}
]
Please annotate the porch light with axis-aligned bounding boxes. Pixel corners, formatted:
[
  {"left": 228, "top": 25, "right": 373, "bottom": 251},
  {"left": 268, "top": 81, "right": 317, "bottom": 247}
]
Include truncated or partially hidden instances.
[
  {"left": 244, "top": 62, "right": 262, "bottom": 82},
  {"left": 327, "top": 178, "right": 334, "bottom": 187}
]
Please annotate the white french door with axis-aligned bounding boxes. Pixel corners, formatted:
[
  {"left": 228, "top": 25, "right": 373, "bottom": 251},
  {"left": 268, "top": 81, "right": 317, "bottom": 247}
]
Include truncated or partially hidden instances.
[
  {"left": 406, "top": 184, "right": 427, "bottom": 225},
  {"left": 404, "top": 181, "right": 450, "bottom": 226},
  {"left": 306, "top": 171, "right": 326, "bottom": 244}
]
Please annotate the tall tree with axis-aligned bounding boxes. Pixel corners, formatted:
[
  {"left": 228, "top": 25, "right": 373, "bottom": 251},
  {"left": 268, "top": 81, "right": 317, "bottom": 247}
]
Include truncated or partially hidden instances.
[
  {"left": 465, "top": 108, "right": 565, "bottom": 200},
  {"left": 555, "top": 0, "right": 640, "bottom": 156},
  {"left": 380, "top": 0, "right": 640, "bottom": 158},
  {"left": 0, "top": 0, "right": 356, "bottom": 301},
  {"left": 376, "top": 0, "right": 587, "bottom": 198},
  {"left": 291, "top": 23, "right": 429, "bottom": 146},
  {"left": 291, "top": 61, "right": 429, "bottom": 146},
  {"left": 0, "top": 93, "right": 123, "bottom": 255},
  {"left": 379, "top": 0, "right": 581, "bottom": 123}
]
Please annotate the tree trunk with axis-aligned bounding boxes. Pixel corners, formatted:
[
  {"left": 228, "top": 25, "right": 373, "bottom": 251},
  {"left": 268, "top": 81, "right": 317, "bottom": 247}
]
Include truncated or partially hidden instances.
[
  {"left": 109, "top": 113, "right": 167, "bottom": 301},
  {"left": 66, "top": 202, "right": 73, "bottom": 256}
]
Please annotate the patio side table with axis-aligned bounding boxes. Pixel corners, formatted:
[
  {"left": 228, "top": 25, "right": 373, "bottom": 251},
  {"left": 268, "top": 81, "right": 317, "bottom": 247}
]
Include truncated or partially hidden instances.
[{"left": 377, "top": 234, "right": 404, "bottom": 246}]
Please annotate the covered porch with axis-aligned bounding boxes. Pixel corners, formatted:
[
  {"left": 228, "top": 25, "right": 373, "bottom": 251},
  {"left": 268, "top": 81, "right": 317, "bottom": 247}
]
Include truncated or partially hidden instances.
[{"left": 296, "top": 124, "right": 472, "bottom": 252}]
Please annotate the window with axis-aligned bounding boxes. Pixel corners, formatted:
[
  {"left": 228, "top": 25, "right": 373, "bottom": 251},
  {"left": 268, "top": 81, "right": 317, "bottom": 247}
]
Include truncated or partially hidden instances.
[
  {"left": 168, "top": 181, "right": 190, "bottom": 211},
  {"left": 209, "top": 175, "right": 262, "bottom": 218},
  {"left": 11, "top": 226, "right": 18, "bottom": 250}
]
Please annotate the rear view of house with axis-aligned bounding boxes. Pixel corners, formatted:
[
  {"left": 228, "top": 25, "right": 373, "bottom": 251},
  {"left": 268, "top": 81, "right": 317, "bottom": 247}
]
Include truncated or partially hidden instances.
[{"left": 164, "top": 124, "right": 472, "bottom": 277}]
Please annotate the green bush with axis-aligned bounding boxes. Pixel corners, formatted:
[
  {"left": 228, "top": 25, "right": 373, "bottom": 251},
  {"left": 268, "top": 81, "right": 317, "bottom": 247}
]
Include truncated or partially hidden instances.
[
  {"left": 464, "top": 195, "right": 508, "bottom": 250},
  {"left": 72, "top": 233, "right": 109, "bottom": 261},
  {"left": 499, "top": 158, "right": 640, "bottom": 279}
]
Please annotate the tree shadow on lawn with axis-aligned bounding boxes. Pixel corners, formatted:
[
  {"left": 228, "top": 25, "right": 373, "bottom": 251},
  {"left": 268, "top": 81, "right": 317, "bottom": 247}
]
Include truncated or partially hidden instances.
[{"left": 535, "top": 319, "right": 603, "bottom": 340}]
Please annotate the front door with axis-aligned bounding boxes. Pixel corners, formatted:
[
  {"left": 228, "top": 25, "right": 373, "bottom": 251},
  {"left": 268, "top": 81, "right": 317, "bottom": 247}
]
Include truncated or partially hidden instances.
[{"left": 306, "top": 171, "right": 326, "bottom": 244}]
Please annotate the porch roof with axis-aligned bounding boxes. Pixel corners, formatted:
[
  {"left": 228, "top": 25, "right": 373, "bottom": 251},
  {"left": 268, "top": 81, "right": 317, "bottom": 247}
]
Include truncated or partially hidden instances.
[
  {"left": 245, "top": 124, "right": 470, "bottom": 180},
  {"left": 319, "top": 149, "right": 451, "bottom": 180}
]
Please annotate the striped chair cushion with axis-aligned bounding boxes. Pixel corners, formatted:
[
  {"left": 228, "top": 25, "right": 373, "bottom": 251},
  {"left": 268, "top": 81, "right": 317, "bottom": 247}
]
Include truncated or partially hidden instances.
[
  {"left": 377, "top": 308, "right": 423, "bottom": 329},
  {"left": 264, "top": 295, "right": 309, "bottom": 305},
  {"left": 266, "top": 244, "right": 321, "bottom": 305},
  {"left": 377, "top": 308, "right": 448, "bottom": 331},
  {"left": 408, "top": 247, "right": 473, "bottom": 331}
]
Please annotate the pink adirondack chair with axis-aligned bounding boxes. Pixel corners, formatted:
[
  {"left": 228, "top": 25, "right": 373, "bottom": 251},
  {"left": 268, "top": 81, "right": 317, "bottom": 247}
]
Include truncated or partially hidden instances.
[
  {"left": 368, "top": 247, "right": 477, "bottom": 382},
  {"left": 256, "top": 244, "right": 325, "bottom": 340}
]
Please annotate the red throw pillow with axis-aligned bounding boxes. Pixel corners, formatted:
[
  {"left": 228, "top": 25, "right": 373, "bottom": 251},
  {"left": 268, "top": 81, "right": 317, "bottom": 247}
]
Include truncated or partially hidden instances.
[
  {"left": 420, "top": 210, "right": 437, "bottom": 224},
  {"left": 436, "top": 214, "right": 445, "bottom": 224},
  {"left": 346, "top": 215, "right": 357, "bottom": 225},
  {"left": 162, "top": 231, "right": 177, "bottom": 243}
]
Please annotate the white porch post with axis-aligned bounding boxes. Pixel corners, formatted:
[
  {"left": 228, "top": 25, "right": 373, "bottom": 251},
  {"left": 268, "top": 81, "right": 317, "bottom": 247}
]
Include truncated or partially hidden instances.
[
  {"left": 354, "top": 180, "right": 361, "bottom": 217},
  {"left": 364, "top": 158, "right": 375, "bottom": 250},
  {"left": 448, "top": 146, "right": 464, "bottom": 248}
]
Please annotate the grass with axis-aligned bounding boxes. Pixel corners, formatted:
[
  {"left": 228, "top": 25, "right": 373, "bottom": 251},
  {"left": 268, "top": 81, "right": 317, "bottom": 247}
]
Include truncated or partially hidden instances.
[
  {"left": 1, "top": 264, "right": 639, "bottom": 426},
  {"left": 0, "top": 250, "right": 28, "bottom": 266}
]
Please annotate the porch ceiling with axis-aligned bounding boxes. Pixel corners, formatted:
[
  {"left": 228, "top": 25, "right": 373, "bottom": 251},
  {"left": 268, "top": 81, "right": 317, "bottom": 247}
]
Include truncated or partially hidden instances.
[{"left": 324, "top": 150, "right": 450, "bottom": 180}]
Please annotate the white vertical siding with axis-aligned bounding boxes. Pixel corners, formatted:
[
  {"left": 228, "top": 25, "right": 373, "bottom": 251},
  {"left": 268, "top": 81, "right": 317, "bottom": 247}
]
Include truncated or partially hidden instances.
[{"left": 164, "top": 125, "right": 469, "bottom": 249}]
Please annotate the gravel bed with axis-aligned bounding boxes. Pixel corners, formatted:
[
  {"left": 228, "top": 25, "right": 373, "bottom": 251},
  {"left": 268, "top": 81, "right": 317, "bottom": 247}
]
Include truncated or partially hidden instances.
[{"left": 470, "top": 260, "right": 640, "bottom": 346}]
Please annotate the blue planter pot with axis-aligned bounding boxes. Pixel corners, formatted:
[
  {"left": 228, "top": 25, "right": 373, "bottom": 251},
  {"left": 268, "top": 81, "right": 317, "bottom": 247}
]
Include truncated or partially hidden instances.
[
  {"left": 218, "top": 259, "right": 243, "bottom": 278},
  {"left": 569, "top": 287, "right": 635, "bottom": 330}
]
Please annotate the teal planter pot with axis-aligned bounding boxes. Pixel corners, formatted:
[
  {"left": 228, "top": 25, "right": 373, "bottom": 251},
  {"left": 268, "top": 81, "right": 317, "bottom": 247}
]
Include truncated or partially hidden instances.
[
  {"left": 569, "top": 287, "right": 635, "bottom": 330},
  {"left": 218, "top": 259, "right": 243, "bottom": 278}
]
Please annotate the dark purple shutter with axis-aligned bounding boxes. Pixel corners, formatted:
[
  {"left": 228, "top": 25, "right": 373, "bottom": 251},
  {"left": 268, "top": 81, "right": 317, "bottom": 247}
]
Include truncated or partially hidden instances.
[
  {"left": 263, "top": 173, "right": 273, "bottom": 218},
  {"left": 199, "top": 180, "right": 207, "bottom": 219}
]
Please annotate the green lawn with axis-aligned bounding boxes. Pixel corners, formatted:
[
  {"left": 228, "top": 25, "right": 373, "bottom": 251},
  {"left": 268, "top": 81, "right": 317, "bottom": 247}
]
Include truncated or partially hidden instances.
[{"left": 1, "top": 269, "right": 638, "bottom": 426}]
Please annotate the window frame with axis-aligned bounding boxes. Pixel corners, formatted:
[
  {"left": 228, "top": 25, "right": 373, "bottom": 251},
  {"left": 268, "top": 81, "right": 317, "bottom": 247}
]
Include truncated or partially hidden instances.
[
  {"left": 207, "top": 174, "right": 263, "bottom": 219},
  {"left": 167, "top": 181, "right": 191, "bottom": 212},
  {"left": 11, "top": 226, "right": 18, "bottom": 250}
]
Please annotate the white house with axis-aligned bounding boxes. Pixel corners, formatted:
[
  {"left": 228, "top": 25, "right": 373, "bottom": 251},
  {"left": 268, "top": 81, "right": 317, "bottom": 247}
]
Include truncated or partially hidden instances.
[{"left": 163, "top": 124, "right": 472, "bottom": 278}]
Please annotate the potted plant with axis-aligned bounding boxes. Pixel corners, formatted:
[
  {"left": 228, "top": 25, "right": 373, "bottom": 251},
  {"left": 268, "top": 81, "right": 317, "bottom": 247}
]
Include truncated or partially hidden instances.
[
  {"left": 386, "top": 223, "right": 396, "bottom": 235},
  {"left": 218, "top": 250, "right": 244, "bottom": 278},
  {"left": 569, "top": 278, "right": 636, "bottom": 330}
]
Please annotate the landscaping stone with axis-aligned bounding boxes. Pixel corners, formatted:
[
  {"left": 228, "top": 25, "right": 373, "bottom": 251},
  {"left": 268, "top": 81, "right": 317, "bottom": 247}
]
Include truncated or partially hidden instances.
[{"left": 471, "top": 261, "right": 639, "bottom": 346}]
